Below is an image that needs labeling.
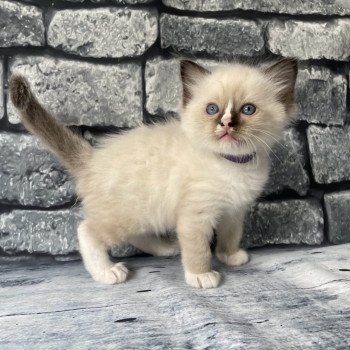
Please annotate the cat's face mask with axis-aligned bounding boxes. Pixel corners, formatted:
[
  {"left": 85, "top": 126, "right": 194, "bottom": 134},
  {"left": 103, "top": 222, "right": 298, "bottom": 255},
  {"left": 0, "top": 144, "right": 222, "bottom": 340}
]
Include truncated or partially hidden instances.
[{"left": 180, "top": 59, "right": 298, "bottom": 156}]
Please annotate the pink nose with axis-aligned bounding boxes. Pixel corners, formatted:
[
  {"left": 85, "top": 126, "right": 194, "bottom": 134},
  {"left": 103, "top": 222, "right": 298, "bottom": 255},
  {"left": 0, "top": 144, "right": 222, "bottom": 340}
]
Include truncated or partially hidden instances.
[{"left": 220, "top": 113, "right": 233, "bottom": 127}]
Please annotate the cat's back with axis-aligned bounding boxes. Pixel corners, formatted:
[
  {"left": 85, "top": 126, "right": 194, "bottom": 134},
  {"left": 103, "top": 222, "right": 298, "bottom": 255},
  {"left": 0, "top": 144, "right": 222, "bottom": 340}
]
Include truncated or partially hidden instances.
[
  {"left": 80, "top": 119, "right": 191, "bottom": 190},
  {"left": 95, "top": 119, "right": 187, "bottom": 161},
  {"left": 77, "top": 120, "right": 191, "bottom": 227}
]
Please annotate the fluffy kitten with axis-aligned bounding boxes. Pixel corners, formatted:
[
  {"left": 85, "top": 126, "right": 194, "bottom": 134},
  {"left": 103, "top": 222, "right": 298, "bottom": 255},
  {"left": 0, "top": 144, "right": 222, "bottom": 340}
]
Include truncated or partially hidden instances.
[{"left": 9, "top": 58, "right": 297, "bottom": 288}]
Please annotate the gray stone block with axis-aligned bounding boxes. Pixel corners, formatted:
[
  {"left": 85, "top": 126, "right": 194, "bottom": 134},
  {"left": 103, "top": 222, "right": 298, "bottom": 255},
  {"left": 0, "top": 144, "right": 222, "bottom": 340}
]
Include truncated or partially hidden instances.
[
  {"left": 111, "top": 245, "right": 142, "bottom": 258},
  {"left": 243, "top": 199, "right": 324, "bottom": 247},
  {"left": 296, "top": 66, "right": 347, "bottom": 126},
  {"left": 0, "top": 133, "right": 74, "bottom": 207},
  {"left": 163, "top": 0, "right": 350, "bottom": 15},
  {"left": 64, "top": 0, "right": 153, "bottom": 2},
  {"left": 324, "top": 191, "right": 350, "bottom": 244},
  {"left": 307, "top": 125, "right": 350, "bottom": 184},
  {"left": 48, "top": 8, "right": 158, "bottom": 58},
  {"left": 0, "top": 209, "right": 140, "bottom": 257},
  {"left": 91, "top": 0, "right": 154, "bottom": 3},
  {"left": 0, "top": 61, "right": 3, "bottom": 120},
  {"left": 0, "top": 209, "right": 81, "bottom": 255},
  {"left": 264, "top": 128, "right": 309, "bottom": 196},
  {"left": 144, "top": 57, "right": 241, "bottom": 116},
  {"left": 0, "top": 0, "right": 44, "bottom": 47},
  {"left": 160, "top": 14, "right": 264, "bottom": 57},
  {"left": 268, "top": 20, "right": 350, "bottom": 60},
  {"left": 8, "top": 56, "right": 142, "bottom": 127},
  {"left": 145, "top": 58, "right": 182, "bottom": 116}
]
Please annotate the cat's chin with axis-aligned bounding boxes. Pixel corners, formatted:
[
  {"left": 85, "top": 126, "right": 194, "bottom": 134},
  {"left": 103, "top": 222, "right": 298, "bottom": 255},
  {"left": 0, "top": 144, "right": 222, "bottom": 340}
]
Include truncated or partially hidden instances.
[{"left": 209, "top": 143, "right": 252, "bottom": 157}]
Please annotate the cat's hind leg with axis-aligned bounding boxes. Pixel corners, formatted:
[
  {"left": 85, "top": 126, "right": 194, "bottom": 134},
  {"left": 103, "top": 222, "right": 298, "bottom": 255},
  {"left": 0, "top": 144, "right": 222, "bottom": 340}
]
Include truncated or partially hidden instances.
[
  {"left": 78, "top": 221, "right": 129, "bottom": 284},
  {"left": 128, "top": 235, "right": 180, "bottom": 257}
]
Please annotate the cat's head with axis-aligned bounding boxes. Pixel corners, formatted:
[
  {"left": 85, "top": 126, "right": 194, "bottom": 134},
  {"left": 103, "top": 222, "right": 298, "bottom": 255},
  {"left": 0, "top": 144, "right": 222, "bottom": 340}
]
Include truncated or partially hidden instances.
[{"left": 179, "top": 58, "right": 298, "bottom": 156}]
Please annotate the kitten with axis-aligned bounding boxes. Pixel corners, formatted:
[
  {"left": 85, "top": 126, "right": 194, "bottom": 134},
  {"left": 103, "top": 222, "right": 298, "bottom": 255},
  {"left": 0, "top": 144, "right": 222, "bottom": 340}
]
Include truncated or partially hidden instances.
[{"left": 9, "top": 58, "right": 297, "bottom": 288}]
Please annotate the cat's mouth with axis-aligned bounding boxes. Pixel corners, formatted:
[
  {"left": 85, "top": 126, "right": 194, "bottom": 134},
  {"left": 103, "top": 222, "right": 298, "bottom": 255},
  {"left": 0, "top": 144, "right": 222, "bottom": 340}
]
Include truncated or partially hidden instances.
[{"left": 219, "top": 132, "right": 236, "bottom": 142}]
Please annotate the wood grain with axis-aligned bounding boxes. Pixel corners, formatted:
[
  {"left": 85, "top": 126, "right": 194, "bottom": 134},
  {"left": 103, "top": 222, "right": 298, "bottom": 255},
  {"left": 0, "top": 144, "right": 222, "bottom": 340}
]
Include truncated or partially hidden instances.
[{"left": 1, "top": 245, "right": 349, "bottom": 349}]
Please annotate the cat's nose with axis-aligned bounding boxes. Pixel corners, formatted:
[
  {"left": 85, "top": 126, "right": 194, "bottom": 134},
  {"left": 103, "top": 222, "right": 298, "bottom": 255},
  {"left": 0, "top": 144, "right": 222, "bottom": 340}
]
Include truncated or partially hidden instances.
[
  {"left": 220, "top": 121, "right": 234, "bottom": 127},
  {"left": 220, "top": 113, "right": 234, "bottom": 127}
]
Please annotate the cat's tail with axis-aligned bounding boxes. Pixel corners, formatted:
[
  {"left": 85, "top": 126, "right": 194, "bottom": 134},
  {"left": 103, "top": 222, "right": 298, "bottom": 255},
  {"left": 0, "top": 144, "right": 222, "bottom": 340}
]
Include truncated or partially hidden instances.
[{"left": 9, "top": 75, "right": 92, "bottom": 176}]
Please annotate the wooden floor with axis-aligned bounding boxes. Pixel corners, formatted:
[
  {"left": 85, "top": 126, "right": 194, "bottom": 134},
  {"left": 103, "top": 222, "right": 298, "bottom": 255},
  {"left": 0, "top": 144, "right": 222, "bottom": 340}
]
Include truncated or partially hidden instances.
[{"left": 1, "top": 245, "right": 350, "bottom": 350}]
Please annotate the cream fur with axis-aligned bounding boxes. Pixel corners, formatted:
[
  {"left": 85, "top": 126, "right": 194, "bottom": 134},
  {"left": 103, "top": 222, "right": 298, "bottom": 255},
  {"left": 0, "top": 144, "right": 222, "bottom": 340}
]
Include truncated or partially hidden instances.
[
  {"left": 77, "top": 119, "right": 270, "bottom": 287},
  {"left": 76, "top": 61, "right": 297, "bottom": 288},
  {"left": 10, "top": 59, "right": 297, "bottom": 288}
]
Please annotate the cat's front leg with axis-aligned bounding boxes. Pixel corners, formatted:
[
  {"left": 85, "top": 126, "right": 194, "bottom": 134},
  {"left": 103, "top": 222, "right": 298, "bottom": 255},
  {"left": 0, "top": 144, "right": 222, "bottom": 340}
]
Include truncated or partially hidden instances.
[
  {"left": 215, "top": 210, "right": 249, "bottom": 267},
  {"left": 177, "top": 215, "right": 221, "bottom": 289}
]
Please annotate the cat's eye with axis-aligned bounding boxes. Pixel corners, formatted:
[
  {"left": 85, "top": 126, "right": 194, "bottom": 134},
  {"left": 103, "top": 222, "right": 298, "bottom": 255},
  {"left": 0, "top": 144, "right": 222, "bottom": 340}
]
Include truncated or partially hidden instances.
[
  {"left": 241, "top": 104, "right": 256, "bottom": 116},
  {"left": 206, "top": 103, "right": 219, "bottom": 115}
]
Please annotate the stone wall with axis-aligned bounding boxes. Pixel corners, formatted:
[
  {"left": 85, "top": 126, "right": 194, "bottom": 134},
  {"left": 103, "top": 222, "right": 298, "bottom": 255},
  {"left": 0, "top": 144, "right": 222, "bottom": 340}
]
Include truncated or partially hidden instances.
[{"left": 0, "top": 0, "right": 350, "bottom": 258}]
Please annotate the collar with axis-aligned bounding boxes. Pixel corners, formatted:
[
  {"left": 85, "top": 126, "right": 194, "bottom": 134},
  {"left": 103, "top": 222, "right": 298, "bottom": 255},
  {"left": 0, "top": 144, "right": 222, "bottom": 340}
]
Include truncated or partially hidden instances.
[{"left": 221, "top": 152, "right": 255, "bottom": 164}]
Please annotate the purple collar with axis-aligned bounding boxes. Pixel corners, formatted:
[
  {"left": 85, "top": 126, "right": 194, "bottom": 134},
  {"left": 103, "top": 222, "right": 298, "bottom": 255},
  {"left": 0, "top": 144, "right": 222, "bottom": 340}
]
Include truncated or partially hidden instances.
[{"left": 221, "top": 152, "right": 255, "bottom": 164}]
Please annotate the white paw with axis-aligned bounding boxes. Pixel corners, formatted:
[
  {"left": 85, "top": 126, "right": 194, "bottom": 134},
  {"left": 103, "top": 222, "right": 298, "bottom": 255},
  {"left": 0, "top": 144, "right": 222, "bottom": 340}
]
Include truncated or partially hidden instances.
[
  {"left": 185, "top": 270, "right": 221, "bottom": 289},
  {"left": 92, "top": 263, "right": 129, "bottom": 285},
  {"left": 216, "top": 249, "right": 249, "bottom": 266}
]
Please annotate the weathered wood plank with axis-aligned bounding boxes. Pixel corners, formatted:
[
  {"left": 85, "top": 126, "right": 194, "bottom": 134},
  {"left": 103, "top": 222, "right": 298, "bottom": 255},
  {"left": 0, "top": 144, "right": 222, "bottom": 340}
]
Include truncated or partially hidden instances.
[{"left": 1, "top": 245, "right": 349, "bottom": 349}]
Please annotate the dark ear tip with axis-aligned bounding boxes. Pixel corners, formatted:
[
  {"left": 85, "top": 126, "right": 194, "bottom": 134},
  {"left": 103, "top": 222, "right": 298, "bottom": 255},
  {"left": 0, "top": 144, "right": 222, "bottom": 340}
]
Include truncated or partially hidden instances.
[
  {"left": 180, "top": 60, "right": 196, "bottom": 72},
  {"left": 288, "top": 57, "right": 298, "bottom": 65},
  {"left": 180, "top": 60, "right": 210, "bottom": 77},
  {"left": 282, "top": 57, "right": 298, "bottom": 71},
  {"left": 287, "top": 58, "right": 298, "bottom": 79},
  {"left": 265, "top": 57, "right": 298, "bottom": 82},
  {"left": 180, "top": 59, "right": 196, "bottom": 64},
  {"left": 180, "top": 60, "right": 190, "bottom": 76},
  {"left": 179, "top": 60, "right": 210, "bottom": 106},
  {"left": 180, "top": 59, "right": 192, "bottom": 65}
]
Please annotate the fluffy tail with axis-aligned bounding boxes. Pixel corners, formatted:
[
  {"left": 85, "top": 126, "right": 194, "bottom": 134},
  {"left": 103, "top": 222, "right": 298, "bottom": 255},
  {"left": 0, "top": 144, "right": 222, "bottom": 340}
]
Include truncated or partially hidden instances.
[{"left": 9, "top": 75, "right": 92, "bottom": 176}]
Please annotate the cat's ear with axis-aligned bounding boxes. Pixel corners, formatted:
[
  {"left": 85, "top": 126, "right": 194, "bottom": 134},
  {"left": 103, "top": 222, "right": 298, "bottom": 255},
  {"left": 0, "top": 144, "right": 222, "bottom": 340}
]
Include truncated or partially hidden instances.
[
  {"left": 180, "top": 60, "right": 210, "bottom": 106},
  {"left": 264, "top": 58, "right": 298, "bottom": 113}
]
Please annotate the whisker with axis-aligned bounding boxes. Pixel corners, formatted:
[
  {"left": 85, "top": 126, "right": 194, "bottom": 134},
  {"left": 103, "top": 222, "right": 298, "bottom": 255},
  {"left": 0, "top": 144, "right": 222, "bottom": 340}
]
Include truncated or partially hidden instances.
[
  {"left": 238, "top": 131, "right": 261, "bottom": 168},
  {"left": 250, "top": 133, "right": 282, "bottom": 163},
  {"left": 247, "top": 128, "right": 287, "bottom": 151},
  {"left": 241, "top": 131, "right": 272, "bottom": 162},
  {"left": 246, "top": 137, "right": 259, "bottom": 168}
]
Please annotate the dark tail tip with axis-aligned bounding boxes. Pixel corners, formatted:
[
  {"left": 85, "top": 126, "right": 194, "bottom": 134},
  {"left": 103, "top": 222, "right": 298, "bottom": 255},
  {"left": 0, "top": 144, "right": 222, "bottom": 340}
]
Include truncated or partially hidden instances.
[{"left": 9, "top": 75, "right": 32, "bottom": 111}]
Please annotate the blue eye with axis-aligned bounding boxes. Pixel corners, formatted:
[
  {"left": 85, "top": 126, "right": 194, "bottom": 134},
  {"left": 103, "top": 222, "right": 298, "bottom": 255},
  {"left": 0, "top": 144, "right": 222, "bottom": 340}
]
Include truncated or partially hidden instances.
[
  {"left": 206, "top": 103, "right": 219, "bottom": 115},
  {"left": 241, "top": 104, "right": 256, "bottom": 116}
]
